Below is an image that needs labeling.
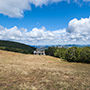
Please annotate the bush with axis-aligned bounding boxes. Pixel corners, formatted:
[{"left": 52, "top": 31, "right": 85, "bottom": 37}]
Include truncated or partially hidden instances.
[
  {"left": 54, "top": 48, "right": 66, "bottom": 59},
  {"left": 80, "top": 47, "right": 90, "bottom": 63},
  {"left": 45, "top": 46, "right": 90, "bottom": 63},
  {"left": 65, "top": 47, "right": 80, "bottom": 62},
  {"left": 45, "top": 47, "right": 57, "bottom": 56}
]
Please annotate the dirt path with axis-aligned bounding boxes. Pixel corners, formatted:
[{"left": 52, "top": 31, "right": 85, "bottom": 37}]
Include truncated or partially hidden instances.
[{"left": 0, "top": 50, "right": 90, "bottom": 90}]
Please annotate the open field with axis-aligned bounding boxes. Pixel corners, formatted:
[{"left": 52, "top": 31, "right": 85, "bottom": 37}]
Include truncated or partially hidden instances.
[{"left": 0, "top": 50, "right": 90, "bottom": 90}]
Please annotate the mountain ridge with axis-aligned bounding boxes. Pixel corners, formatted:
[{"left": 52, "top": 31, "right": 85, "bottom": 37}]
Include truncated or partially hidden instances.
[{"left": 0, "top": 40, "right": 35, "bottom": 54}]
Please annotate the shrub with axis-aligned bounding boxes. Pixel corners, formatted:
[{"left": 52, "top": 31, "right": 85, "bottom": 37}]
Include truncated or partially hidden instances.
[
  {"left": 45, "top": 47, "right": 57, "bottom": 56},
  {"left": 46, "top": 46, "right": 90, "bottom": 63},
  {"left": 54, "top": 48, "right": 66, "bottom": 59},
  {"left": 80, "top": 47, "right": 90, "bottom": 63},
  {"left": 65, "top": 47, "right": 80, "bottom": 62}
]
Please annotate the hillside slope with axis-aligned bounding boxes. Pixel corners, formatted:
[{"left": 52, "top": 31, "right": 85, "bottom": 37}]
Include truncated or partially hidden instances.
[
  {"left": 0, "top": 40, "right": 35, "bottom": 54},
  {"left": 0, "top": 50, "right": 90, "bottom": 90}
]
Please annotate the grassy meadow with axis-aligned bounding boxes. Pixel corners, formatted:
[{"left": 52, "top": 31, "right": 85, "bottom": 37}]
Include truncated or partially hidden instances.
[{"left": 0, "top": 50, "right": 90, "bottom": 90}]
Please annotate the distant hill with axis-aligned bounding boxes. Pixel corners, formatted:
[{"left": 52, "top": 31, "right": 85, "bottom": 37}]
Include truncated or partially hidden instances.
[
  {"left": 32, "top": 44, "right": 90, "bottom": 49},
  {"left": 0, "top": 40, "right": 35, "bottom": 54}
]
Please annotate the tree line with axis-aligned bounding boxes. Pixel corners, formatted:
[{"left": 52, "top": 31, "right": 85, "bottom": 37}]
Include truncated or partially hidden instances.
[
  {"left": 0, "top": 40, "right": 35, "bottom": 54},
  {"left": 45, "top": 46, "right": 90, "bottom": 63}
]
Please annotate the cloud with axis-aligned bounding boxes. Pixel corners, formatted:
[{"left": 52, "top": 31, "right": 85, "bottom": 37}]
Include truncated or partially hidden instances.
[
  {"left": 0, "top": 17, "right": 90, "bottom": 45},
  {"left": 0, "top": 0, "right": 31, "bottom": 18},
  {"left": 0, "top": 0, "right": 67, "bottom": 18},
  {"left": 0, "top": 25, "right": 65, "bottom": 45},
  {"left": 67, "top": 17, "right": 90, "bottom": 33},
  {"left": 66, "top": 17, "right": 90, "bottom": 43},
  {"left": 0, "top": 0, "right": 88, "bottom": 18}
]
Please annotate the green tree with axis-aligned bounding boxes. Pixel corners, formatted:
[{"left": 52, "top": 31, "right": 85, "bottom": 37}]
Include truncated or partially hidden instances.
[
  {"left": 45, "top": 47, "right": 57, "bottom": 56},
  {"left": 54, "top": 48, "right": 66, "bottom": 59},
  {"left": 65, "top": 47, "right": 80, "bottom": 62},
  {"left": 80, "top": 47, "right": 90, "bottom": 63}
]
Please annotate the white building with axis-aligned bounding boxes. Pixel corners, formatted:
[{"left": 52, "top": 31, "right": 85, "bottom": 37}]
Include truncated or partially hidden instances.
[{"left": 33, "top": 48, "right": 45, "bottom": 55}]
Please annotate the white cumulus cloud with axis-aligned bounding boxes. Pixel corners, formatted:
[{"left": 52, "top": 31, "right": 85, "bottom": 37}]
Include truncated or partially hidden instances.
[
  {"left": 0, "top": 0, "right": 87, "bottom": 18},
  {"left": 66, "top": 17, "right": 90, "bottom": 44},
  {"left": 0, "top": 17, "right": 90, "bottom": 45},
  {"left": 67, "top": 17, "right": 90, "bottom": 33},
  {"left": 0, "top": 0, "right": 68, "bottom": 18}
]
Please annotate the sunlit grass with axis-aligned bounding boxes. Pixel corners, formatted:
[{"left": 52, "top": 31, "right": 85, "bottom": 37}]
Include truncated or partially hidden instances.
[{"left": 0, "top": 50, "right": 90, "bottom": 90}]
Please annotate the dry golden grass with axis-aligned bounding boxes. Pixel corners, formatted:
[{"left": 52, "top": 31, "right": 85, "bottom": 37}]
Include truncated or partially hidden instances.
[{"left": 0, "top": 50, "right": 90, "bottom": 90}]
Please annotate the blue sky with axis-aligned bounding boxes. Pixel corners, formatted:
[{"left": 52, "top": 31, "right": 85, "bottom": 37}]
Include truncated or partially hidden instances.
[
  {"left": 0, "top": 0, "right": 90, "bottom": 45},
  {"left": 0, "top": 1, "right": 90, "bottom": 30}
]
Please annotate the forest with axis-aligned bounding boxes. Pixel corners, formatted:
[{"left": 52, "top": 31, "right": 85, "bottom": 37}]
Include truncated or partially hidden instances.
[
  {"left": 45, "top": 46, "right": 90, "bottom": 63},
  {"left": 0, "top": 40, "right": 35, "bottom": 54}
]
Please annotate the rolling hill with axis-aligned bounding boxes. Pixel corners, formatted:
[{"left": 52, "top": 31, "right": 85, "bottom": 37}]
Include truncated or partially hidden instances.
[
  {"left": 0, "top": 50, "right": 90, "bottom": 90},
  {"left": 0, "top": 40, "right": 35, "bottom": 54}
]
